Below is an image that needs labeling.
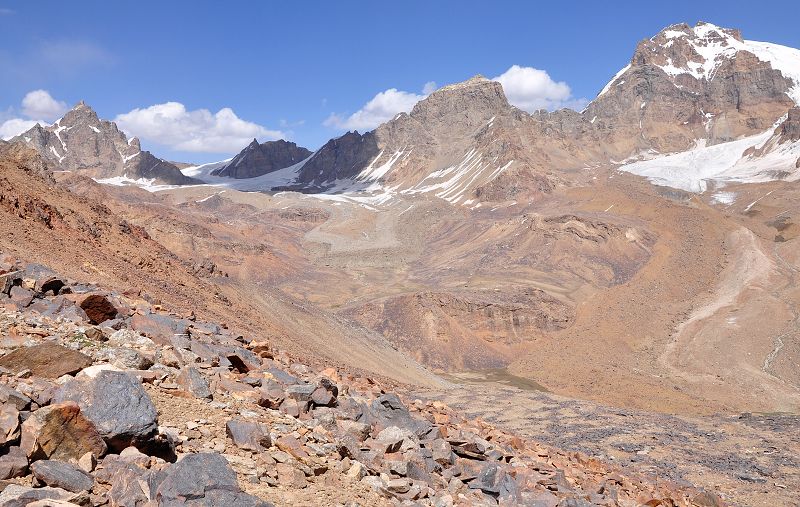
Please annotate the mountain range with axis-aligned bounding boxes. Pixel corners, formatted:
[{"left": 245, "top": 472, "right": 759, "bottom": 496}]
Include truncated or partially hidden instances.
[
  {"left": 12, "top": 22, "right": 800, "bottom": 203},
  {"left": 3, "top": 22, "right": 800, "bottom": 505}
]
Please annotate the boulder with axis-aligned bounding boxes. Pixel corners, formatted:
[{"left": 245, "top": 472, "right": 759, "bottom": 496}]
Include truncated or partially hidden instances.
[
  {"left": 130, "top": 314, "right": 190, "bottom": 345},
  {"left": 0, "top": 404, "right": 19, "bottom": 445},
  {"left": 0, "top": 484, "right": 88, "bottom": 506},
  {"left": 276, "top": 462, "right": 307, "bottom": 488},
  {"left": 0, "top": 270, "right": 22, "bottom": 296},
  {"left": 30, "top": 296, "right": 88, "bottom": 323},
  {"left": 368, "top": 394, "right": 435, "bottom": 438},
  {"left": 468, "top": 463, "right": 518, "bottom": 498},
  {"left": 0, "top": 446, "right": 28, "bottom": 479},
  {"left": 176, "top": 367, "right": 212, "bottom": 399},
  {"left": 431, "top": 438, "right": 456, "bottom": 466},
  {"left": 154, "top": 453, "right": 273, "bottom": 506},
  {"left": 0, "top": 384, "right": 31, "bottom": 410},
  {"left": 225, "top": 419, "right": 271, "bottom": 452},
  {"left": 311, "top": 378, "right": 338, "bottom": 407},
  {"left": 338, "top": 420, "right": 371, "bottom": 442},
  {"left": 105, "top": 463, "right": 153, "bottom": 506},
  {"left": 0, "top": 343, "right": 92, "bottom": 378},
  {"left": 20, "top": 402, "right": 107, "bottom": 462},
  {"left": 31, "top": 460, "right": 94, "bottom": 493},
  {"left": 217, "top": 346, "right": 261, "bottom": 373},
  {"left": 257, "top": 380, "right": 285, "bottom": 409},
  {"left": 94, "top": 347, "right": 153, "bottom": 370},
  {"left": 8, "top": 286, "right": 34, "bottom": 307},
  {"left": 107, "top": 329, "right": 155, "bottom": 349},
  {"left": 375, "top": 426, "right": 415, "bottom": 454},
  {"left": 285, "top": 383, "right": 316, "bottom": 402},
  {"left": 79, "top": 294, "right": 118, "bottom": 324},
  {"left": 54, "top": 371, "right": 158, "bottom": 452}
]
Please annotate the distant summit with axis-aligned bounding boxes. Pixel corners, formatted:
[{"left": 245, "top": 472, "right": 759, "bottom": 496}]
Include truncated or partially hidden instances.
[
  {"left": 11, "top": 102, "right": 198, "bottom": 186},
  {"left": 211, "top": 139, "right": 312, "bottom": 179}
]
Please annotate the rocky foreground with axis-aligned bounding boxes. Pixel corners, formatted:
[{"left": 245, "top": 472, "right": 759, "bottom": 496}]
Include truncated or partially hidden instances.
[{"left": 0, "top": 254, "right": 723, "bottom": 506}]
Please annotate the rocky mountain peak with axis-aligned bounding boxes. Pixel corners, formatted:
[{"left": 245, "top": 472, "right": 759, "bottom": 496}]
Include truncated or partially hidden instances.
[
  {"left": 585, "top": 21, "right": 799, "bottom": 158},
  {"left": 59, "top": 101, "right": 101, "bottom": 127},
  {"left": 211, "top": 139, "right": 312, "bottom": 179},
  {"left": 409, "top": 75, "right": 509, "bottom": 124},
  {"left": 9, "top": 102, "right": 196, "bottom": 185}
]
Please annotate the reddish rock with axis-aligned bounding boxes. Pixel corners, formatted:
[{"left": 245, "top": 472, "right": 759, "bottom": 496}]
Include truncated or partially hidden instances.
[
  {"left": 276, "top": 462, "right": 307, "bottom": 488},
  {"left": 0, "top": 343, "right": 92, "bottom": 378},
  {"left": 8, "top": 286, "right": 34, "bottom": 307},
  {"left": 20, "top": 402, "right": 107, "bottom": 461},
  {"left": 275, "top": 435, "right": 309, "bottom": 460},
  {"left": 79, "top": 294, "right": 119, "bottom": 324},
  {"left": 176, "top": 367, "right": 212, "bottom": 399}
]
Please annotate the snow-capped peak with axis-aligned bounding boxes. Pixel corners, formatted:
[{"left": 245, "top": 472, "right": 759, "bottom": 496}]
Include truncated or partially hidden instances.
[{"left": 597, "top": 22, "right": 800, "bottom": 104}]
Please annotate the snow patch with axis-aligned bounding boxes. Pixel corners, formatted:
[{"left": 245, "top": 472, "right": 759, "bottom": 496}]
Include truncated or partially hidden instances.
[{"left": 711, "top": 191, "right": 736, "bottom": 205}]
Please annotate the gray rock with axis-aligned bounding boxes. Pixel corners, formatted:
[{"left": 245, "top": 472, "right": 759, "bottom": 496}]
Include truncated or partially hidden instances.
[
  {"left": 8, "top": 286, "right": 34, "bottom": 307},
  {"left": 0, "top": 446, "right": 28, "bottom": 479},
  {"left": 375, "top": 426, "right": 414, "bottom": 453},
  {"left": 176, "top": 367, "right": 212, "bottom": 399},
  {"left": 130, "top": 314, "right": 191, "bottom": 345},
  {"left": 154, "top": 453, "right": 273, "bottom": 506},
  {"left": 285, "top": 383, "right": 316, "bottom": 402},
  {"left": 431, "top": 438, "right": 456, "bottom": 466},
  {"left": 54, "top": 370, "right": 158, "bottom": 452},
  {"left": 225, "top": 419, "right": 271, "bottom": 452},
  {"left": 468, "top": 463, "right": 518, "bottom": 498},
  {"left": 31, "top": 460, "right": 94, "bottom": 492},
  {"left": 0, "top": 484, "right": 85, "bottom": 506},
  {"left": 368, "top": 393, "right": 435, "bottom": 439},
  {"left": 95, "top": 347, "right": 153, "bottom": 370}
]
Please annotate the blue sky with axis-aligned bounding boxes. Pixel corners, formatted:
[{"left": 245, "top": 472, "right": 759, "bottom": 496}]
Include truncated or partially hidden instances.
[{"left": 1, "top": 0, "right": 799, "bottom": 163}]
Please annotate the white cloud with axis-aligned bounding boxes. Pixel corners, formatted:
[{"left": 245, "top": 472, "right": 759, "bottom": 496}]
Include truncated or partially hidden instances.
[
  {"left": 324, "top": 82, "right": 440, "bottom": 132},
  {"left": 422, "top": 81, "right": 438, "bottom": 94},
  {"left": 324, "top": 87, "right": 429, "bottom": 131},
  {"left": 492, "top": 65, "right": 586, "bottom": 112},
  {"left": 21, "top": 90, "right": 68, "bottom": 121},
  {"left": 114, "top": 102, "right": 285, "bottom": 154},
  {"left": 0, "top": 89, "right": 65, "bottom": 140},
  {"left": 0, "top": 118, "right": 42, "bottom": 140}
]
